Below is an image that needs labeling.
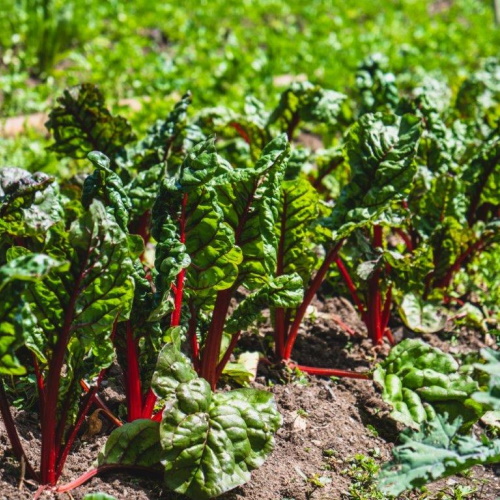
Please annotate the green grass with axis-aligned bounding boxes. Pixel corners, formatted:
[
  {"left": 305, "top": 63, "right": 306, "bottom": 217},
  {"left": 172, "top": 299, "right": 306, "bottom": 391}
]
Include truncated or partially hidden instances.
[{"left": 1, "top": 0, "right": 500, "bottom": 117}]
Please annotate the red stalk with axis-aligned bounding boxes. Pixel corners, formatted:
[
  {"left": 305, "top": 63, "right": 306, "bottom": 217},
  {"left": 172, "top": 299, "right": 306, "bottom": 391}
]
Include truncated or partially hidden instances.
[
  {"left": 56, "top": 387, "right": 98, "bottom": 478},
  {"left": 33, "top": 356, "right": 45, "bottom": 419},
  {"left": 55, "top": 464, "right": 163, "bottom": 494},
  {"left": 79, "top": 379, "right": 122, "bottom": 428},
  {"left": 334, "top": 256, "right": 367, "bottom": 322},
  {"left": 288, "top": 362, "right": 370, "bottom": 380},
  {"left": 142, "top": 389, "right": 157, "bottom": 419},
  {"left": 188, "top": 303, "right": 200, "bottom": 371},
  {"left": 125, "top": 321, "right": 143, "bottom": 422},
  {"left": 283, "top": 240, "right": 344, "bottom": 360},
  {"left": 230, "top": 122, "right": 251, "bottom": 144},
  {"left": 199, "top": 288, "right": 234, "bottom": 389},
  {"left": 381, "top": 286, "right": 393, "bottom": 334},
  {"left": 40, "top": 261, "right": 87, "bottom": 485},
  {"left": 0, "top": 381, "right": 39, "bottom": 481},
  {"left": 434, "top": 238, "right": 488, "bottom": 289},
  {"left": 170, "top": 193, "right": 188, "bottom": 327},
  {"left": 367, "top": 226, "right": 383, "bottom": 345},
  {"left": 395, "top": 228, "right": 414, "bottom": 252}
]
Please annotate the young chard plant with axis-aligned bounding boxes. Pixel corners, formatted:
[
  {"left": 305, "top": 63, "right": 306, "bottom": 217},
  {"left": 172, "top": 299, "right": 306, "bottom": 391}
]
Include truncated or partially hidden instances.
[{"left": 0, "top": 166, "right": 136, "bottom": 487}]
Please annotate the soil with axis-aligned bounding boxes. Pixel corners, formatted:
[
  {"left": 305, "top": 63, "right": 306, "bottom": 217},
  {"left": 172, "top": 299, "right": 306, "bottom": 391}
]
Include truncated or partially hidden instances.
[{"left": 1, "top": 297, "right": 499, "bottom": 500}]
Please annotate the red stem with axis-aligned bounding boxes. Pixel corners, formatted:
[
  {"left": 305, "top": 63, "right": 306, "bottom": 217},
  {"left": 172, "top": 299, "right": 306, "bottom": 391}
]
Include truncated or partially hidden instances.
[
  {"left": 0, "top": 381, "right": 39, "bottom": 481},
  {"left": 55, "top": 464, "right": 163, "bottom": 494},
  {"left": 55, "top": 387, "right": 96, "bottom": 478},
  {"left": 334, "top": 256, "right": 367, "bottom": 321},
  {"left": 170, "top": 193, "right": 188, "bottom": 327},
  {"left": 40, "top": 261, "right": 87, "bottom": 484},
  {"left": 125, "top": 321, "right": 143, "bottom": 422},
  {"left": 395, "top": 228, "right": 414, "bottom": 252},
  {"left": 274, "top": 308, "right": 286, "bottom": 359},
  {"left": 188, "top": 303, "right": 200, "bottom": 371},
  {"left": 381, "top": 286, "right": 393, "bottom": 334},
  {"left": 199, "top": 288, "right": 234, "bottom": 388},
  {"left": 142, "top": 389, "right": 157, "bottom": 419},
  {"left": 79, "top": 379, "right": 122, "bottom": 428},
  {"left": 368, "top": 226, "right": 383, "bottom": 345},
  {"left": 215, "top": 331, "right": 241, "bottom": 381},
  {"left": 33, "top": 356, "right": 45, "bottom": 419},
  {"left": 288, "top": 363, "right": 370, "bottom": 380},
  {"left": 230, "top": 122, "right": 251, "bottom": 144},
  {"left": 283, "top": 240, "right": 344, "bottom": 360},
  {"left": 434, "top": 238, "right": 488, "bottom": 289}
]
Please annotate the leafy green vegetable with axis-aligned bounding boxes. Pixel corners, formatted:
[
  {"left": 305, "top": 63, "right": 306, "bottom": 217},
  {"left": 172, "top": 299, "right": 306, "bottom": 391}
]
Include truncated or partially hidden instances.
[
  {"left": 46, "top": 83, "right": 135, "bottom": 160},
  {"left": 153, "top": 345, "right": 282, "bottom": 499},
  {"left": 374, "top": 339, "right": 482, "bottom": 430},
  {"left": 378, "top": 414, "right": 500, "bottom": 496},
  {"left": 0, "top": 254, "right": 63, "bottom": 375},
  {"left": 326, "top": 112, "right": 421, "bottom": 240},
  {"left": 398, "top": 292, "right": 447, "bottom": 334}
]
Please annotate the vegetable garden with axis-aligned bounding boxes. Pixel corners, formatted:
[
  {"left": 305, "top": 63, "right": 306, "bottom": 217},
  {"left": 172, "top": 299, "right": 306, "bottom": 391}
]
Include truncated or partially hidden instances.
[{"left": 1, "top": 1, "right": 499, "bottom": 499}]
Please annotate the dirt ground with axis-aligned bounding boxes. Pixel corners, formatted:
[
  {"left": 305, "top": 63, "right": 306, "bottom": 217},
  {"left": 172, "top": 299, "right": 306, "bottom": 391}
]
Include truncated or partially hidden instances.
[{"left": 1, "top": 297, "right": 499, "bottom": 500}]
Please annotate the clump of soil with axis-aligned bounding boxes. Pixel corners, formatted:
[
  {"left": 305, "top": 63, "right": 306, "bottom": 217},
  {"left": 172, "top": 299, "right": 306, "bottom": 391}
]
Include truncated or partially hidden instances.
[{"left": 1, "top": 298, "right": 499, "bottom": 499}]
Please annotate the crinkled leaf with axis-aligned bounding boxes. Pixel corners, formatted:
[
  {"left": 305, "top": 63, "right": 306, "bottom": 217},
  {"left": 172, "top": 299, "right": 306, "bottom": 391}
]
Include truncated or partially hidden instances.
[
  {"left": 473, "top": 348, "right": 500, "bottom": 410},
  {"left": 374, "top": 339, "right": 481, "bottom": 430},
  {"left": 399, "top": 292, "right": 447, "bottom": 334},
  {"left": 0, "top": 167, "right": 63, "bottom": 237},
  {"left": 326, "top": 113, "right": 420, "bottom": 240},
  {"left": 46, "top": 83, "right": 135, "bottom": 160},
  {"left": 26, "top": 201, "right": 135, "bottom": 416},
  {"left": 378, "top": 415, "right": 500, "bottom": 496},
  {"left": 356, "top": 54, "right": 399, "bottom": 114},
  {"left": 225, "top": 274, "right": 303, "bottom": 334},
  {"left": 83, "top": 151, "right": 132, "bottom": 231},
  {"left": 152, "top": 345, "right": 281, "bottom": 500},
  {"left": 0, "top": 254, "right": 63, "bottom": 375},
  {"left": 268, "top": 82, "right": 346, "bottom": 134},
  {"left": 276, "top": 178, "right": 320, "bottom": 285},
  {"left": 216, "top": 135, "right": 290, "bottom": 287},
  {"left": 98, "top": 419, "right": 163, "bottom": 468}
]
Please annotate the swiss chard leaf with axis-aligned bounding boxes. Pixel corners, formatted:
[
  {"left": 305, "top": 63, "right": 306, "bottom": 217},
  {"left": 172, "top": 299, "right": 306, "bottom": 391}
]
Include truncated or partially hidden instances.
[
  {"left": 46, "top": 83, "right": 135, "bottom": 160},
  {"left": 373, "top": 339, "right": 482, "bottom": 430},
  {"left": 0, "top": 167, "right": 63, "bottom": 238},
  {"left": 326, "top": 113, "right": 421, "bottom": 240},
  {"left": 378, "top": 415, "right": 500, "bottom": 496},
  {"left": 27, "top": 200, "right": 135, "bottom": 409},
  {"left": 225, "top": 274, "right": 303, "bottom": 334},
  {"left": 151, "top": 345, "right": 281, "bottom": 500},
  {"left": 0, "top": 254, "right": 63, "bottom": 375},
  {"left": 98, "top": 419, "right": 163, "bottom": 469}
]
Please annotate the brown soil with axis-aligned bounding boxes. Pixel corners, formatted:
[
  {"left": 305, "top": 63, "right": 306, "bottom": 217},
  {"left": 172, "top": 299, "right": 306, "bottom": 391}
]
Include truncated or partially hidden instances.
[{"left": 1, "top": 298, "right": 499, "bottom": 500}]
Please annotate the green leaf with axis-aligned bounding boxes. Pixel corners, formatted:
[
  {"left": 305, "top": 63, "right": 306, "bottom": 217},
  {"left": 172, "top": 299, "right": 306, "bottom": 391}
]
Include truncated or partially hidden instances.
[
  {"left": 268, "top": 81, "right": 346, "bottom": 134},
  {"left": 152, "top": 345, "right": 281, "bottom": 500},
  {"left": 0, "top": 254, "right": 64, "bottom": 375},
  {"left": 373, "top": 339, "right": 482, "bottom": 430},
  {"left": 276, "top": 178, "right": 320, "bottom": 285},
  {"left": 356, "top": 54, "right": 399, "bottom": 114},
  {"left": 326, "top": 112, "right": 421, "bottom": 240},
  {"left": 216, "top": 134, "right": 290, "bottom": 287},
  {"left": 83, "top": 151, "right": 132, "bottom": 231},
  {"left": 0, "top": 167, "right": 63, "bottom": 238},
  {"left": 27, "top": 200, "right": 135, "bottom": 415},
  {"left": 473, "top": 349, "right": 500, "bottom": 410},
  {"left": 399, "top": 292, "right": 447, "bottom": 334},
  {"left": 378, "top": 415, "right": 500, "bottom": 496},
  {"left": 98, "top": 419, "right": 163, "bottom": 468},
  {"left": 46, "top": 83, "right": 135, "bottom": 160},
  {"left": 225, "top": 274, "right": 303, "bottom": 334}
]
